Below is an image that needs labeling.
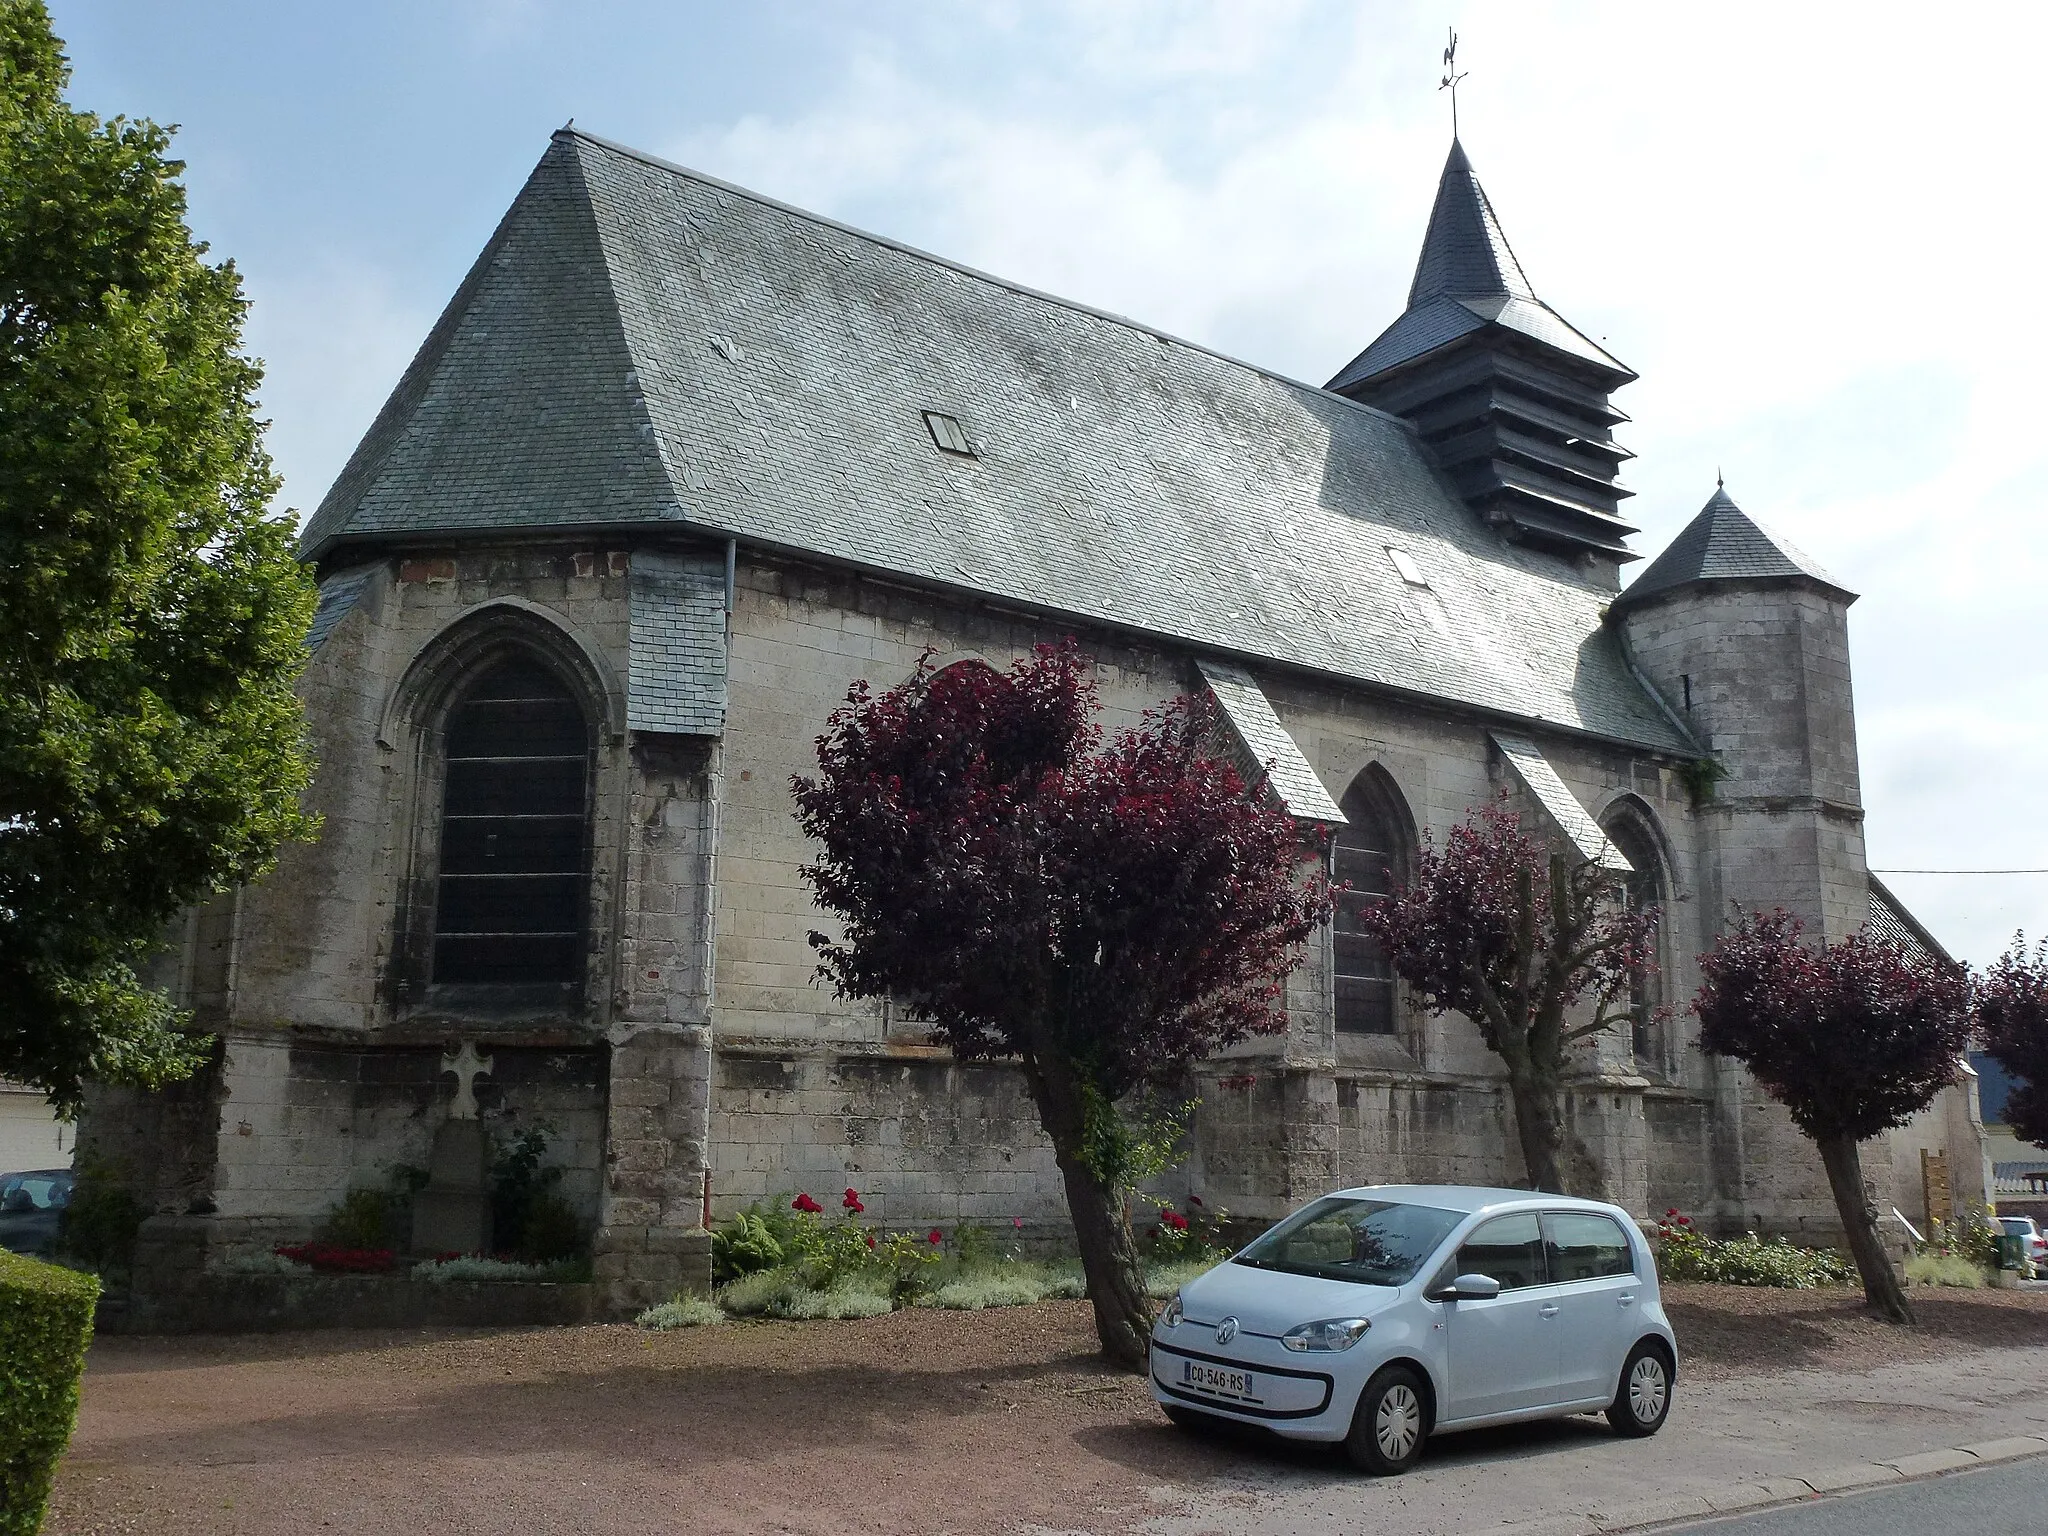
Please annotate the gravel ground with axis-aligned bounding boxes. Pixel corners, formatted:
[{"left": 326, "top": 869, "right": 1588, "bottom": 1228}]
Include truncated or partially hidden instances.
[{"left": 43, "top": 1285, "right": 2048, "bottom": 1536}]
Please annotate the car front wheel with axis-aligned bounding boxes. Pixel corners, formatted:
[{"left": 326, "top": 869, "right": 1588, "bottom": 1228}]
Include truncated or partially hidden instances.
[
  {"left": 1607, "top": 1341, "right": 1673, "bottom": 1437},
  {"left": 1346, "top": 1364, "right": 1429, "bottom": 1475}
]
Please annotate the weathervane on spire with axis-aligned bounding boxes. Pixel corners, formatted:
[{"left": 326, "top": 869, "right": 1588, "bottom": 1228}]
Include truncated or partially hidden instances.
[{"left": 1440, "top": 27, "right": 1469, "bottom": 139}]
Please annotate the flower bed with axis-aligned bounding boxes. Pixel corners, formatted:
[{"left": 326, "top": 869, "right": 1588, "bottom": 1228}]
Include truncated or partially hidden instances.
[
  {"left": 273, "top": 1243, "right": 396, "bottom": 1274},
  {"left": 1652, "top": 1210, "right": 1854, "bottom": 1289}
]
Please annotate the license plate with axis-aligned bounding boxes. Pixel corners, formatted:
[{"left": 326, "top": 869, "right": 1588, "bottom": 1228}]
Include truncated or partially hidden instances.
[{"left": 1182, "top": 1359, "right": 1258, "bottom": 1400}]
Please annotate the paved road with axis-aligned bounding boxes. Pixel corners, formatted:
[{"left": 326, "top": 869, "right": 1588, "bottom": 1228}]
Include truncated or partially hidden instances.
[
  {"left": 1668, "top": 1456, "right": 2048, "bottom": 1534},
  {"left": 1134, "top": 1346, "right": 2048, "bottom": 1535}
]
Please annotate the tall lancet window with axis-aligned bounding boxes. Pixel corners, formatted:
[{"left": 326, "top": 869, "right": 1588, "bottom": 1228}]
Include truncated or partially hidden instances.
[
  {"left": 1332, "top": 767, "right": 1414, "bottom": 1036},
  {"left": 432, "top": 656, "right": 591, "bottom": 990}
]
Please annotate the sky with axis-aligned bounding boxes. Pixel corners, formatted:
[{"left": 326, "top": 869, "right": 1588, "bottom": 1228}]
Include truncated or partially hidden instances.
[{"left": 44, "top": 1, "right": 2048, "bottom": 968}]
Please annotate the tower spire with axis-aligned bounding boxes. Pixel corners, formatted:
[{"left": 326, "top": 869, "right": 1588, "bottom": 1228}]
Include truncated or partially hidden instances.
[{"left": 1326, "top": 141, "right": 1641, "bottom": 565}]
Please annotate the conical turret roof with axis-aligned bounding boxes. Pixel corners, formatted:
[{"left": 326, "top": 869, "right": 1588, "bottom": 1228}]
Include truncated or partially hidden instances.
[
  {"left": 1614, "top": 486, "right": 1853, "bottom": 610},
  {"left": 1328, "top": 140, "right": 1632, "bottom": 393}
]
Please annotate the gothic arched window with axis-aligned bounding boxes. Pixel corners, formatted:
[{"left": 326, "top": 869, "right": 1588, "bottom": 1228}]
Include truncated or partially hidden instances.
[
  {"left": 431, "top": 655, "right": 592, "bottom": 990},
  {"left": 1600, "top": 803, "right": 1670, "bottom": 1068},
  {"left": 1332, "top": 767, "right": 1414, "bottom": 1036}
]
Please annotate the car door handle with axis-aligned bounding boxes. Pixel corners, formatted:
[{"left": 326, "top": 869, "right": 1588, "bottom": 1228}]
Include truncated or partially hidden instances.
[
  {"left": 1539, "top": 1304, "right": 1560, "bottom": 1318},
  {"left": 1617, "top": 1293, "right": 1635, "bottom": 1307}
]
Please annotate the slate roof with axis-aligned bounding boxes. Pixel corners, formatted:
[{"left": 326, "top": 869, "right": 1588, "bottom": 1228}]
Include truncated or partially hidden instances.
[
  {"left": 1195, "top": 659, "right": 1347, "bottom": 824},
  {"left": 1613, "top": 487, "right": 1853, "bottom": 611},
  {"left": 306, "top": 570, "right": 372, "bottom": 652},
  {"left": 303, "top": 129, "right": 1692, "bottom": 756},
  {"left": 1326, "top": 141, "right": 1633, "bottom": 393},
  {"left": 1491, "top": 732, "right": 1632, "bottom": 872},
  {"left": 628, "top": 552, "right": 727, "bottom": 734},
  {"left": 1866, "top": 876, "right": 1954, "bottom": 968}
]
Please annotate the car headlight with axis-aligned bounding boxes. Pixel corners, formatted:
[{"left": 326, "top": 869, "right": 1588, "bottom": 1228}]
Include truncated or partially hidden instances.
[
  {"left": 1158, "top": 1293, "right": 1183, "bottom": 1329},
  {"left": 1281, "top": 1317, "right": 1371, "bottom": 1352}
]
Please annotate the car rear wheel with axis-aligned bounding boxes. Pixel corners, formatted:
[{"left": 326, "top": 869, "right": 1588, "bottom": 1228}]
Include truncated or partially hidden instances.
[
  {"left": 1345, "top": 1364, "right": 1428, "bottom": 1475},
  {"left": 1607, "top": 1341, "right": 1673, "bottom": 1437}
]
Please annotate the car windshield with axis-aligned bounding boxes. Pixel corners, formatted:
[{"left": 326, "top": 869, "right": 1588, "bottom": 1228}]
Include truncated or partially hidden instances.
[
  {"left": 1232, "top": 1197, "right": 1463, "bottom": 1287},
  {"left": 2001, "top": 1218, "right": 2034, "bottom": 1236}
]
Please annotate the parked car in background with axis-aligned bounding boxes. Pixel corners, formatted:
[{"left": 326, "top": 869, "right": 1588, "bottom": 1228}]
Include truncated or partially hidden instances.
[
  {"left": 0, "top": 1167, "right": 74, "bottom": 1258},
  {"left": 1997, "top": 1215, "right": 2047, "bottom": 1267},
  {"left": 1151, "top": 1185, "right": 1677, "bottom": 1474}
]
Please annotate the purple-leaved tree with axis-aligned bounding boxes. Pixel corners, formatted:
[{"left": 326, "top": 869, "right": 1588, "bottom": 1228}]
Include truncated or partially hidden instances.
[
  {"left": 791, "top": 642, "right": 1333, "bottom": 1368},
  {"left": 1358, "top": 797, "right": 1658, "bottom": 1195},
  {"left": 1976, "top": 935, "right": 2048, "bottom": 1146},
  {"left": 1693, "top": 910, "right": 1972, "bottom": 1325}
]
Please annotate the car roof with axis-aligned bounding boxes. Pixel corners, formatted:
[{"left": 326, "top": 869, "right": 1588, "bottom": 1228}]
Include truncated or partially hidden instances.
[{"left": 1321, "top": 1184, "right": 1625, "bottom": 1218}]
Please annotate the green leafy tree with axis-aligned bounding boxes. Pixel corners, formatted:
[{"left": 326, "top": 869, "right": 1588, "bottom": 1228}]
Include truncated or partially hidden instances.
[{"left": 0, "top": 2, "right": 317, "bottom": 1110}]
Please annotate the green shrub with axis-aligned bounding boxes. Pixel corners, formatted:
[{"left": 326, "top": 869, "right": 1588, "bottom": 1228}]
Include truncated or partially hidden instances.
[
  {"left": 928, "top": 1272, "right": 1050, "bottom": 1310},
  {"left": 637, "top": 1295, "right": 723, "bottom": 1329},
  {"left": 1906, "top": 1251, "right": 1986, "bottom": 1288},
  {"left": 1, "top": 1250, "right": 100, "bottom": 1536},
  {"left": 1653, "top": 1211, "right": 1854, "bottom": 1288},
  {"left": 321, "top": 1187, "right": 402, "bottom": 1250},
  {"left": 711, "top": 1211, "right": 784, "bottom": 1283},
  {"left": 55, "top": 1160, "right": 144, "bottom": 1279},
  {"left": 1921, "top": 1204, "right": 2001, "bottom": 1270},
  {"left": 409, "top": 1255, "right": 585, "bottom": 1284},
  {"left": 716, "top": 1267, "right": 895, "bottom": 1319},
  {"left": 514, "top": 1190, "right": 587, "bottom": 1264}
]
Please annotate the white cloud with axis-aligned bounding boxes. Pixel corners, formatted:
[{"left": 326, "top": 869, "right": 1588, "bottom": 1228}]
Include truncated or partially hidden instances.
[{"left": 654, "top": 3, "right": 2048, "bottom": 962}]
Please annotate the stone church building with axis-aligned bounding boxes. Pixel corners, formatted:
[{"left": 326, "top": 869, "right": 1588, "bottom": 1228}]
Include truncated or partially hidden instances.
[{"left": 91, "top": 129, "right": 1985, "bottom": 1315}]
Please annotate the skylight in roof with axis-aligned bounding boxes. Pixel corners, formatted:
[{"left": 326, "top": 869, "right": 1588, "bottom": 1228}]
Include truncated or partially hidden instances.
[
  {"left": 1386, "top": 547, "right": 1430, "bottom": 588},
  {"left": 923, "top": 411, "right": 975, "bottom": 458}
]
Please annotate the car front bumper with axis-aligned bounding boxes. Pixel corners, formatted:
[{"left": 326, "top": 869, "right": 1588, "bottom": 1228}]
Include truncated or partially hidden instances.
[{"left": 1148, "top": 1333, "right": 1358, "bottom": 1441}]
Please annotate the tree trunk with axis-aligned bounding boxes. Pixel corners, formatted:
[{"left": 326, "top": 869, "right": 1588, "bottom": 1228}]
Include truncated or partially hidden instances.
[
  {"left": 1023, "top": 1053, "right": 1154, "bottom": 1371},
  {"left": 1817, "top": 1133, "right": 1914, "bottom": 1325},
  {"left": 1505, "top": 1065, "right": 1567, "bottom": 1194}
]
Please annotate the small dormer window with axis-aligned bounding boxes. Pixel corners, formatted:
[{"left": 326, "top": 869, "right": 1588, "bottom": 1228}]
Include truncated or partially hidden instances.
[
  {"left": 1386, "top": 547, "right": 1430, "bottom": 588},
  {"left": 923, "top": 411, "right": 975, "bottom": 458}
]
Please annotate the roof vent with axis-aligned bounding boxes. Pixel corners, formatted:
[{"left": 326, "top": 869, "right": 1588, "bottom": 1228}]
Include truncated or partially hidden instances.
[
  {"left": 1386, "top": 547, "right": 1431, "bottom": 588},
  {"left": 923, "top": 411, "right": 975, "bottom": 458}
]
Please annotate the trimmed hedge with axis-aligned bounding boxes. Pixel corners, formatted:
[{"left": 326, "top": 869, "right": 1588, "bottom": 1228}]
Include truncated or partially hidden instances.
[{"left": 1, "top": 1251, "right": 99, "bottom": 1536}]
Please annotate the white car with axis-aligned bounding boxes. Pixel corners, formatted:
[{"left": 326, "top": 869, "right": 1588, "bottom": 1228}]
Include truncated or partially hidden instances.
[
  {"left": 1150, "top": 1185, "right": 1678, "bottom": 1474},
  {"left": 1997, "top": 1215, "right": 2047, "bottom": 1267}
]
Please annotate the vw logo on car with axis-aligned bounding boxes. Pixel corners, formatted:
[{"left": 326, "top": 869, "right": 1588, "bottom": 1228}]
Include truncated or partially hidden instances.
[{"left": 1149, "top": 1184, "right": 1678, "bottom": 1476}]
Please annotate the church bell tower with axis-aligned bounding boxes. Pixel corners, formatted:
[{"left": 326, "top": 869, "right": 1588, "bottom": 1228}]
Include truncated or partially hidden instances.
[{"left": 1328, "top": 141, "right": 1639, "bottom": 567}]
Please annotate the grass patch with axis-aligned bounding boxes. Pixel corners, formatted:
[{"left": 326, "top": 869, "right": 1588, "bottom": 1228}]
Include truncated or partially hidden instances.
[
  {"left": 410, "top": 1255, "right": 588, "bottom": 1284},
  {"left": 1144, "top": 1257, "right": 1219, "bottom": 1299},
  {"left": 717, "top": 1267, "right": 896, "bottom": 1320},
  {"left": 1905, "top": 1251, "right": 1986, "bottom": 1288},
  {"left": 637, "top": 1295, "right": 724, "bottom": 1329}
]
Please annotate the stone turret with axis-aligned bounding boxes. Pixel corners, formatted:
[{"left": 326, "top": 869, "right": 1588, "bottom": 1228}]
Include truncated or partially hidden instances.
[
  {"left": 1610, "top": 485, "right": 1866, "bottom": 939},
  {"left": 1613, "top": 484, "right": 1872, "bottom": 1239}
]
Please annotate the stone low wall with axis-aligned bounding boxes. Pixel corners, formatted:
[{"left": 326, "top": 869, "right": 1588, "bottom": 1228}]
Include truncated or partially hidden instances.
[{"left": 105, "top": 1271, "right": 594, "bottom": 1334}]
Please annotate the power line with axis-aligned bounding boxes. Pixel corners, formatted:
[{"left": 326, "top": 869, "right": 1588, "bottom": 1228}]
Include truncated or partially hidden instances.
[{"left": 1871, "top": 868, "right": 2048, "bottom": 876}]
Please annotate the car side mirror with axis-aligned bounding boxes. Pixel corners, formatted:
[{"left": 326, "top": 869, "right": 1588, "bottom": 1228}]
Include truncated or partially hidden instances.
[{"left": 1428, "top": 1272, "right": 1502, "bottom": 1302}]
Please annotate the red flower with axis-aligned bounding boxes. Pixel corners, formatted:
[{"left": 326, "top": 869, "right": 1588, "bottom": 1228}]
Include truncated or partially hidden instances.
[
  {"left": 928, "top": 1228, "right": 943, "bottom": 1245},
  {"left": 1013, "top": 1216, "right": 1024, "bottom": 1229},
  {"left": 1162, "top": 1211, "right": 1189, "bottom": 1231},
  {"left": 792, "top": 1193, "right": 823, "bottom": 1214},
  {"left": 1676, "top": 1216, "right": 1691, "bottom": 1226},
  {"left": 842, "top": 1188, "right": 864, "bottom": 1214},
  {"left": 865, "top": 1234, "right": 876, "bottom": 1250},
  {"left": 1188, "top": 1194, "right": 1203, "bottom": 1208},
  {"left": 1666, "top": 1208, "right": 1679, "bottom": 1217}
]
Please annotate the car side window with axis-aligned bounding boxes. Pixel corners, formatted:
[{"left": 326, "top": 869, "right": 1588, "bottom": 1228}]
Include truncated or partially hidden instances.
[
  {"left": 1543, "top": 1211, "right": 1637, "bottom": 1282},
  {"left": 1453, "top": 1213, "right": 1548, "bottom": 1290}
]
